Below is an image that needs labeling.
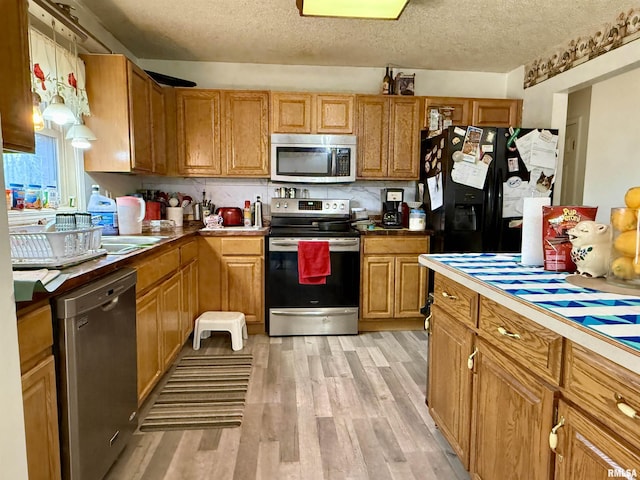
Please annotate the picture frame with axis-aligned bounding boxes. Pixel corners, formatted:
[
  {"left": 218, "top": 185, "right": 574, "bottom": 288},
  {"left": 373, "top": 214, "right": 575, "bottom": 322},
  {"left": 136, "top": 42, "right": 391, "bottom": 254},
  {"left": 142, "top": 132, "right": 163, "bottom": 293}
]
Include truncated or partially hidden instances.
[{"left": 394, "top": 72, "right": 415, "bottom": 96}]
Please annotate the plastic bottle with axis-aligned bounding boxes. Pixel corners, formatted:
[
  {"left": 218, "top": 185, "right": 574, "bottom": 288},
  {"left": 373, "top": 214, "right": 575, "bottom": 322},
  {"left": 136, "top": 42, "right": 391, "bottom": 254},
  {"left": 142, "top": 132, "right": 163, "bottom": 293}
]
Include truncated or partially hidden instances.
[
  {"left": 409, "top": 208, "right": 426, "bottom": 231},
  {"left": 243, "top": 200, "right": 252, "bottom": 227},
  {"left": 43, "top": 185, "right": 59, "bottom": 209},
  {"left": 87, "top": 184, "right": 119, "bottom": 235},
  {"left": 254, "top": 196, "right": 263, "bottom": 228}
]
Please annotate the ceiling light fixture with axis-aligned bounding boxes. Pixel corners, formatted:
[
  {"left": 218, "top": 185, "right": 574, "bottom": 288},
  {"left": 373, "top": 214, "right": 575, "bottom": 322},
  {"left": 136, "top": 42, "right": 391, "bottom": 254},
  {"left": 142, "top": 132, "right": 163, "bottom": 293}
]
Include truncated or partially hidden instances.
[
  {"left": 296, "top": 0, "right": 409, "bottom": 20},
  {"left": 65, "top": 35, "right": 96, "bottom": 149},
  {"left": 42, "top": 19, "right": 76, "bottom": 126}
]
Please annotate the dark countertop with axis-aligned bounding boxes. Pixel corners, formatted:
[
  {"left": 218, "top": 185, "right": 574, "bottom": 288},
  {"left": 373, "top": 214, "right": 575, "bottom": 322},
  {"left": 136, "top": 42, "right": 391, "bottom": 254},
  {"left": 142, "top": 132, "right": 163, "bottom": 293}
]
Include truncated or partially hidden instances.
[{"left": 358, "top": 226, "right": 432, "bottom": 236}]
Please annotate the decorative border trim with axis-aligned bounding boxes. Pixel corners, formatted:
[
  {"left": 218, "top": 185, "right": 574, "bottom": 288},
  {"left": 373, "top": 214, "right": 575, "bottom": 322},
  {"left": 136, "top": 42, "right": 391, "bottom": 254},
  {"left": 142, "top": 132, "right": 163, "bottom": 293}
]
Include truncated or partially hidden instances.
[{"left": 524, "top": 9, "right": 640, "bottom": 89}]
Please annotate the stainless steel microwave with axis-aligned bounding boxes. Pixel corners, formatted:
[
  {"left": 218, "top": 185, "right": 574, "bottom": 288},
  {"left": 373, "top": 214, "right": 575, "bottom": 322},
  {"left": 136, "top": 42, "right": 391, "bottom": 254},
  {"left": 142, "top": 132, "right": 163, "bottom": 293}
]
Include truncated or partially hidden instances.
[{"left": 270, "top": 134, "right": 357, "bottom": 183}]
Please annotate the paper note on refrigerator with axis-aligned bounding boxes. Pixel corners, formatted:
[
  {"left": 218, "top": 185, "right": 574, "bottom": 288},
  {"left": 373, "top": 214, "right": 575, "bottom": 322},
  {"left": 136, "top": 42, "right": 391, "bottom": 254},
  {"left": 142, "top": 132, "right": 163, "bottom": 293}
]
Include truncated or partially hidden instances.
[
  {"left": 514, "top": 129, "right": 537, "bottom": 167},
  {"left": 529, "top": 129, "right": 558, "bottom": 170},
  {"left": 502, "top": 176, "right": 551, "bottom": 218},
  {"left": 427, "top": 172, "right": 443, "bottom": 210},
  {"left": 451, "top": 160, "right": 489, "bottom": 190}
]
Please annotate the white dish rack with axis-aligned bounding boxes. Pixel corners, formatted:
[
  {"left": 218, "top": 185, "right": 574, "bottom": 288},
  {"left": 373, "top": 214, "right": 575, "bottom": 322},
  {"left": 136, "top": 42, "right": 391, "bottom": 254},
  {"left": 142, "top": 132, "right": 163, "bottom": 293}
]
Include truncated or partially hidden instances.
[{"left": 10, "top": 225, "right": 107, "bottom": 269}]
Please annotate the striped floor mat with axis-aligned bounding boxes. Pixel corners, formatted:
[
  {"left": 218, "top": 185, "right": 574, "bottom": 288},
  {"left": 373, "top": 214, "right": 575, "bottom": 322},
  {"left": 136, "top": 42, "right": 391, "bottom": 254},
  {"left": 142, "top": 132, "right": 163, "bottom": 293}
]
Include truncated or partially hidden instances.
[{"left": 140, "top": 354, "right": 252, "bottom": 432}]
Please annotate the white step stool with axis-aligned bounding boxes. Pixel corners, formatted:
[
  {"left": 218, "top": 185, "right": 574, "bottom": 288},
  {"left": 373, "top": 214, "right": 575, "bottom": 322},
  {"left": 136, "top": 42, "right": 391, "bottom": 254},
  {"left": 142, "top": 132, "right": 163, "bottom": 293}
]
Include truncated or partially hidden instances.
[{"left": 193, "top": 311, "right": 248, "bottom": 351}]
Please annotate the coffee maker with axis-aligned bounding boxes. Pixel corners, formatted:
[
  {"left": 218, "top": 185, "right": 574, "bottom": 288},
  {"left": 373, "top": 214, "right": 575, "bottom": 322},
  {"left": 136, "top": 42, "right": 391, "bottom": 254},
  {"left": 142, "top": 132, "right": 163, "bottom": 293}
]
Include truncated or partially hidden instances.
[{"left": 382, "top": 188, "right": 403, "bottom": 228}]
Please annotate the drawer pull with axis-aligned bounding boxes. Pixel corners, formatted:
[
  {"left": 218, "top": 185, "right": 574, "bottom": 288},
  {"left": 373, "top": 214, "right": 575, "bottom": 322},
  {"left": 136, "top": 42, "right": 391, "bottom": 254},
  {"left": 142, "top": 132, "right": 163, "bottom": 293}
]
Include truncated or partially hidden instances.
[
  {"left": 441, "top": 291, "right": 458, "bottom": 300},
  {"left": 467, "top": 347, "right": 478, "bottom": 370},
  {"left": 548, "top": 416, "right": 565, "bottom": 452},
  {"left": 424, "top": 313, "right": 432, "bottom": 333},
  {"left": 615, "top": 394, "right": 639, "bottom": 419},
  {"left": 497, "top": 326, "right": 521, "bottom": 339}
]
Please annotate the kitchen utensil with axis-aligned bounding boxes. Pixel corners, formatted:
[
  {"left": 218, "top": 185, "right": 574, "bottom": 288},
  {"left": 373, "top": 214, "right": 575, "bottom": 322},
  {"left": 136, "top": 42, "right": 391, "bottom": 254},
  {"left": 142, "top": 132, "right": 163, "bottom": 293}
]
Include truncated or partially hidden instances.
[
  {"left": 216, "top": 207, "right": 243, "bottom": 226},
  {"left": 317, "top": 219, "right": 352, "bottom": 231},
  {"left": 116, "top": 196, "right": 146, "bottom": 235},
  {"left": 166, "top": 206, "right": 184, "bottom": 227}
]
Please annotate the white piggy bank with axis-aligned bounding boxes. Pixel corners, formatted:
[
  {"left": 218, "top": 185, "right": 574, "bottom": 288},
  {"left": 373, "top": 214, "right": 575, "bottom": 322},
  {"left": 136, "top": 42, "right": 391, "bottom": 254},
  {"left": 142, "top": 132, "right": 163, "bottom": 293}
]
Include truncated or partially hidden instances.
[{"left": 568, "top": 220, "right": 611, "bottom": 277}]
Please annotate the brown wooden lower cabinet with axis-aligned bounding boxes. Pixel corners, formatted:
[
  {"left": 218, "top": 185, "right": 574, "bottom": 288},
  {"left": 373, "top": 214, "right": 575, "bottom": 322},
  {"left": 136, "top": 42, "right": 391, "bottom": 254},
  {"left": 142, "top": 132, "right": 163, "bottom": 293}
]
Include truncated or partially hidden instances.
[
  {"left": 21, "top": 355, "right": 62, "bottom": 480},
  {"left": 427, "top": 305, "right": 474, "bottom": 469},
  {"left": 180, "top": 259, "right": 199, "bottom": 343},
  {"left": 553, "top": 399, "right": 640, "bottom": 479},
  {"left": 136, "top": 285, "right": 162, "bottom": 403},
  {"left": 160, "top": 273, "right": 182, "bottom": 370},
  {"left": 470, "top": 338, "right": 557, "bottom": 480}
]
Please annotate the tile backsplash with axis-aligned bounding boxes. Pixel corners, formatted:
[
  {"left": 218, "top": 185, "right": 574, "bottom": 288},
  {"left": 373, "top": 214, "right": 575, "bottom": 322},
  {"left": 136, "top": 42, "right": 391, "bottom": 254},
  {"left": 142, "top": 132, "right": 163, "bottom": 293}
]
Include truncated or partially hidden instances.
[{"left": 141, "top": 177, "right": 419, "bottom": 218}]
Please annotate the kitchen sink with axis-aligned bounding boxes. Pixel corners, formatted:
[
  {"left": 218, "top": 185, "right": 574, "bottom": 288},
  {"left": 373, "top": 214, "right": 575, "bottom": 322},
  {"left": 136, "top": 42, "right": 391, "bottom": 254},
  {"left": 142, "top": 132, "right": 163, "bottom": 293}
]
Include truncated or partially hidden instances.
[
  {"left": 101, "top": 236, "right": 168, "bottom": 245},
  {"left": 101, "top": 243, "right": 143, "bottom": 255}
]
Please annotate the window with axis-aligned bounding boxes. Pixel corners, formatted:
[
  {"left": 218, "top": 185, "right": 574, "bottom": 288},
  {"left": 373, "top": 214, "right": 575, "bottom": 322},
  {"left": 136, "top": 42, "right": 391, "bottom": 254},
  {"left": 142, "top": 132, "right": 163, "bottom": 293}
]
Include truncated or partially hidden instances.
[{"left": 3, "top": 125, "right": 84, "bottom": 226}]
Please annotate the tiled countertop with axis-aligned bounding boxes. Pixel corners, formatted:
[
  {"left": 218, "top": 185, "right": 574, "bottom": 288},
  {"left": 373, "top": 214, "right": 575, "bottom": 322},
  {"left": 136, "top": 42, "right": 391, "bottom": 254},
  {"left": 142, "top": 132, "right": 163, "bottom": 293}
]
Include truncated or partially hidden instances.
[{"left": 419, "top": 252, "right": 640, "bottom": 374}]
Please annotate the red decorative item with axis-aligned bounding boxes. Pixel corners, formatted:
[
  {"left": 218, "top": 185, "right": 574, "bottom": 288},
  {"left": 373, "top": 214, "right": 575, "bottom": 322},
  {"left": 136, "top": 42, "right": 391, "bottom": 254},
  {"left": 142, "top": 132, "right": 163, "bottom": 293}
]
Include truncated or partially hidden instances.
[
  {"left": 68, "top": 72, "right": 77, "bottom": 90},
  {"left": 33, "top": 64, "right": 46, "bottom": 90}
]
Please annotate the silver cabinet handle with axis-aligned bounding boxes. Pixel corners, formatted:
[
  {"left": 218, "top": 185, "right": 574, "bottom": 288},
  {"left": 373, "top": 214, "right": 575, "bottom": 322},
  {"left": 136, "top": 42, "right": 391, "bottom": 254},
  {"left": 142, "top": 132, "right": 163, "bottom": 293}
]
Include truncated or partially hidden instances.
[
  {"left": 467, "top": 347, "right": 478, "bottom": 370},
  {"left": 441, "top": 291, "right": 458, "bottom": 300},
  {"left": 549, "top": 416, "right": 565, "bottom": 459},
  {"left": 497, "top": 326, "right": 521, "bottom": 339}
]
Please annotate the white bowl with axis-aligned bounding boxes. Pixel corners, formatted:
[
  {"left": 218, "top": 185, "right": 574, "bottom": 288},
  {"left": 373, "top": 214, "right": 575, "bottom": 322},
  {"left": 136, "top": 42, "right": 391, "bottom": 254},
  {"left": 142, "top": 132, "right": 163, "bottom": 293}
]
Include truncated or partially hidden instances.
[{"left": 406, "top": 202, "right": 422, "bottom": 209}]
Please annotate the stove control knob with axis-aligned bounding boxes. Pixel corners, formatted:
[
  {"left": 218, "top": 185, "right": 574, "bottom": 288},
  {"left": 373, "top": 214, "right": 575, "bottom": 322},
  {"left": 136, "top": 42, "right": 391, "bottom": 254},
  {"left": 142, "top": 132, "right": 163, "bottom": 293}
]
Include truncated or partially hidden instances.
[
  {"left": 339, "top": 203, "right": 345, "bottom": 210},
  {"left": 332, "top": 203, "right": 337, "bottom": 209},
  {"left": 283, "top": 202, "right": 288, "bottom": 208},
  {"left": 275, "top": 202, "right": 280, "bottom": 209},
  {"left": 324, "top": 202, "right": 330, "bottom": 209}
]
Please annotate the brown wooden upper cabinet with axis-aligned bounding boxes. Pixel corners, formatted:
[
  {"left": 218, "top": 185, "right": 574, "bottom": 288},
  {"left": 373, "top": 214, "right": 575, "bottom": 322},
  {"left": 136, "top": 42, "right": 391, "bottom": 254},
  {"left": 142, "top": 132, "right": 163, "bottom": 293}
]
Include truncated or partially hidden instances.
[
  {"left": 356, "top": 95, "right": 422, "bottom": 179},
  {"left": 176, "top": 89, "right": 269, "bottom": 177},
  {"left": 423, "top": 96, "right": 522, "bottom": 129},
  {"left": 1, "top": 0, "right": 34, "bottom": 153},
  {"left": 81, "top": 54, "right": 166, "bottom": 174},
  {"left": 271, "top": 92, "right": 354, "bottom": 134}
]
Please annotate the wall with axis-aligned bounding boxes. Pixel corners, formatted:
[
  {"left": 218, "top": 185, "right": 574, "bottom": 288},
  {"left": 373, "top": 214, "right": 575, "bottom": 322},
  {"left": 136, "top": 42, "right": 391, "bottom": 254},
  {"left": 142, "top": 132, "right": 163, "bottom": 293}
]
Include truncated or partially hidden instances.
[
  {"left": 0, "top": 154, "right": 28, "bottom": 478},
  {"left": 140, "top": 59, "right": 510, "bottom": 98},
  {"left": 582, "top": 68, "right": 640, "bottom": 223},
  {"left": 141, "top": 177, "right": 418, "bottom": 220}
]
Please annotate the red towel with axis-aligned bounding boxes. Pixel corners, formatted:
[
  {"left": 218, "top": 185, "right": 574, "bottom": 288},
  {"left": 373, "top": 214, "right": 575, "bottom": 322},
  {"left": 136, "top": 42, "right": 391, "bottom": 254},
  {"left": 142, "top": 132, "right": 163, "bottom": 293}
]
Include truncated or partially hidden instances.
[{"left": 298, "top": 241, "right": 331, "bottom": 285}]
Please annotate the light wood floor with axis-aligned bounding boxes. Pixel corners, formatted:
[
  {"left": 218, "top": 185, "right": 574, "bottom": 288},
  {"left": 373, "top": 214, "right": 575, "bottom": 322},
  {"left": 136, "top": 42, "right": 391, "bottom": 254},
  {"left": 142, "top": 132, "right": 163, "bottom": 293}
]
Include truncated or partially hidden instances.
[{"left": 105, "top": 331, "right": 469, "bottom": 480}]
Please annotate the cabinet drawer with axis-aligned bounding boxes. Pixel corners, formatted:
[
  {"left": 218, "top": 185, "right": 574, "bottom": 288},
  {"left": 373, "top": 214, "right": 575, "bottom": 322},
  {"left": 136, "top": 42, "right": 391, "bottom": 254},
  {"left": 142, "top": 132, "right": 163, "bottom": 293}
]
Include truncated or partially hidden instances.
[
  {"left": 180, "top": 239, "right": 198, "bottom": 264},
  {"left": 433, "top": 274, "right": 478, "bottom": 329},
  {"left": 564, "top": 341, "right": 640, "bottom": 444},
  {"left": 479, "top": 297, "right": 562, "bottom": 385},
  {"left": 221, "top": 237, "right": 263, "bottom": 255},
  {"left": 17, "top": 304, "right": 53, "bottom": 373},
  {"left": 363, "top": 236, "right": 429, "bottom": 255},
  {"left": 136, "top": 248, "right": 180, "bottom": 292}
]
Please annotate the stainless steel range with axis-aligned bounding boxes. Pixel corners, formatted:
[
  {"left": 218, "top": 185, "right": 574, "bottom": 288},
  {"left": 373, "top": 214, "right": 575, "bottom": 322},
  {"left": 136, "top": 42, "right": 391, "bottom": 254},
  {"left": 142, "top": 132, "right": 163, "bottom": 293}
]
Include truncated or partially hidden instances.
[{"left": 266, "top": 198, "right": 360, "bottom": 336}]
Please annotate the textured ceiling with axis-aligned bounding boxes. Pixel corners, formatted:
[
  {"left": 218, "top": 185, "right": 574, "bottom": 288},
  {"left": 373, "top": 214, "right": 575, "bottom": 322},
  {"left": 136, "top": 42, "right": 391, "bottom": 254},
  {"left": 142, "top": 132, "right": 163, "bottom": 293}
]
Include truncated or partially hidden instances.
[{"left": 76, "top": 0, "right": 638, "bottom": 73}]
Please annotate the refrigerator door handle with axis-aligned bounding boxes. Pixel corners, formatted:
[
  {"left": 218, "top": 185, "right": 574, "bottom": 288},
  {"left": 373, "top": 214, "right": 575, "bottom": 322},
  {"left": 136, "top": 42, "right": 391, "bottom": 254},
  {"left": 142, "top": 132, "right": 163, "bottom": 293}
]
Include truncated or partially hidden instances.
[
  {"left": 484, "top": 166, "right": 495, "bottom": 250},
  {"left": 496, "top": 170, "right": 504, "bottom": 250}
]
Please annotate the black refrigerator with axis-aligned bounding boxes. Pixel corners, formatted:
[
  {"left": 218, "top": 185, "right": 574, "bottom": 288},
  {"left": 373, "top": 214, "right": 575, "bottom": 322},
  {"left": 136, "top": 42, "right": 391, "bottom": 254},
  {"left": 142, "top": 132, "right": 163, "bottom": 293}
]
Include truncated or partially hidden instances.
[{"left": 420, "top": 125, "right": 559, "bottom": 255}]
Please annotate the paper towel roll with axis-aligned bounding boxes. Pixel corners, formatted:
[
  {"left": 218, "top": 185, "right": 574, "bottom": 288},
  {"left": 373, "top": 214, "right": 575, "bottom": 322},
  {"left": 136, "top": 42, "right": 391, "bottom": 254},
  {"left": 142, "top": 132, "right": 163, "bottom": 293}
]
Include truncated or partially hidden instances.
[
  {"left": 521, "top": 197, "right": 551, "bottom": 266},
  {"left": 166, "top": 206, "right": 184, "bottom": 227}
]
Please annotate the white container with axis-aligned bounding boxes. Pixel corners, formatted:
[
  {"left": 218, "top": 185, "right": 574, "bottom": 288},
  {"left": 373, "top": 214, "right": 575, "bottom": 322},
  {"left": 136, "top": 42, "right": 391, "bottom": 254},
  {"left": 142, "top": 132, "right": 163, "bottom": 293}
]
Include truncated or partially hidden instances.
[
  {"left": 116, "top": 196, "right": 146, "bottom": 234},
  {"left": 88, "top": 185, "right": 118, "bottom": 235},
  {"left": 166, "top": 206, "right": 184, "bottom": 227},
  {"left": 409, "top": 209, "right": 426, "bottom": 231}
]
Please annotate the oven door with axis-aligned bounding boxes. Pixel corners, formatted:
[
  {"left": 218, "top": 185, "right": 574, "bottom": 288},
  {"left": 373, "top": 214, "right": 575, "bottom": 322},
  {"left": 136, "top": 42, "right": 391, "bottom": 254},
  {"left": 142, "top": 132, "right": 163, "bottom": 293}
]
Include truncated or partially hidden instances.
[{"left": 266, "top": 237, "right": 360, "bottom": 335}]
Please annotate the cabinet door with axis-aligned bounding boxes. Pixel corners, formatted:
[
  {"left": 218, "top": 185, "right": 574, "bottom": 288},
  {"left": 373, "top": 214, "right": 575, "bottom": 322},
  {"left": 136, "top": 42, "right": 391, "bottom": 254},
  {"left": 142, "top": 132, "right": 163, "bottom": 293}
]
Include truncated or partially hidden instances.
[
  {"left": 554, "top": 400, "right": 640, "bottom": 480},
  {"left": 180, "top": 260, "right": 199, "bottom": 343},
  {"left": 394, "top": 255, "right": 427, "bottom": 318},
  {"left": 271, "top": 92, "right": 312, "bottom": 133},
  {"left": 136, "top": 286, "right": 162, "bottom": 403},
  {"left": 221, "top": 256, "right": 263, "bottom": 324},
  {"left": 316, "top": 94, "right": 354, "bottom": 133},
  {"left": 361, "top": 255, "right": 394, "bottom": 318},
  {"left": 470, "top": 338, "right": 556, "bottom": 480},
  {"left": 128, "top": 62, "right": 152, "bottom": 172},
  {"left": 1, "top": 0, "right": 34, "bottom": 153},
  {"left": 471, "top": 99, "right": 522, "bottom": 127},
  {"left": 21, "top": 356, "right": 61, "bottom": 480},
  {"left": 161, "top": 273, "right": 182, "bottom": 369},
  {"left": 388, "top": 97, "right": 421, "bottom": 179},
  {"left": 222, "top": 91, "right": 269, "bottom": 176},
  {"left": 428, "top": 308, "right": 474, "bottom": 469},
  {"left": 424, "top": 97, "right": 471, "bottom": 129},
  {"left": 356, "top": 95, "right": 389, "bottom": 178},
  {"left": 150, "top": 81, "right": 167, "bottom": 174},
  {"left": 176, "top": 89, "right": 222, "bottom": 175}
]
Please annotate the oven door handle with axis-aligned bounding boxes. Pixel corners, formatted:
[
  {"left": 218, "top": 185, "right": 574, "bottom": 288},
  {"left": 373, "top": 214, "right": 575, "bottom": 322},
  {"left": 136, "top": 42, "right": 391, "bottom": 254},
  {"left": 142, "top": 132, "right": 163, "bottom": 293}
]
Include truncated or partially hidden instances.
[
  {"left": 270, "top": 239, "right": 360, "bottom": 251},
  {"left": 270, "top": 310, "right": 355, "bottom": 316}
]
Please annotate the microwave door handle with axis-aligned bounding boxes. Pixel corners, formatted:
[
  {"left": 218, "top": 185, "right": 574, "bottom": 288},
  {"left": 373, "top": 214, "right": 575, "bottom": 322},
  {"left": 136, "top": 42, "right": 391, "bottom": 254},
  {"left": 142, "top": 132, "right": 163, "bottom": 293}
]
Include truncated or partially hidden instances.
[{"left": 330, "top": 149, "right": 337, "bottom": 176}]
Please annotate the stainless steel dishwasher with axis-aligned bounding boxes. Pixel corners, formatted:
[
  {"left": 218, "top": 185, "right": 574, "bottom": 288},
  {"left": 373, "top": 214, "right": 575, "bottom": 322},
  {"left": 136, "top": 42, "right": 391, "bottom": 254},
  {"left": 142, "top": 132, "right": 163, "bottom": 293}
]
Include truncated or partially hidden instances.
[{"left": 54, "top": 268, "right": 138, "bottom": 480}]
